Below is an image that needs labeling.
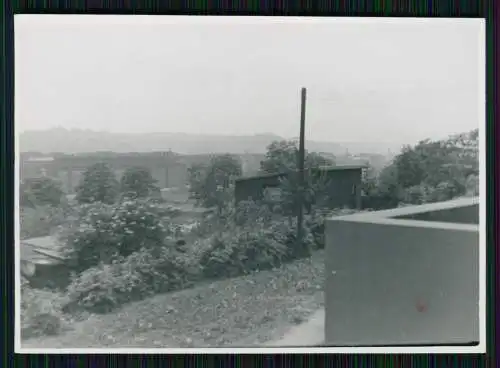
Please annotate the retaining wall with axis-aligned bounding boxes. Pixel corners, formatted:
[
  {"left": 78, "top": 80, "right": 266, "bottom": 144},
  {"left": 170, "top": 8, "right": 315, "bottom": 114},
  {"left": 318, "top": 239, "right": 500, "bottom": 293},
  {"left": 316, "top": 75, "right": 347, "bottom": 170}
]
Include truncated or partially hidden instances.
[{"left": 324, "top": 197, "right": 479, "bottom": 346}]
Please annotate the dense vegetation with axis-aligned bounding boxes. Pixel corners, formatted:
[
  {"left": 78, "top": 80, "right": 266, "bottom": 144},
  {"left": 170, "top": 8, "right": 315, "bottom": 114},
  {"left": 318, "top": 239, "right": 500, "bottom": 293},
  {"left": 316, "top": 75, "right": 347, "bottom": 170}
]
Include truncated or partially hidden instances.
[
  {"left": 75, "top": 163, "right": 119, "bottom": 204},
  {"left": 19, "top": 177, "right": 68, "bottom": 239},
  {"left": 187, "top": 153, "right": 242, "bottom": 214},
  {"left": 20, "top": 177, "right": 64, "bottom": 208},
  {"left": 20, "top": 129, "right": 479, "bottom": 339},
  {"left": 120, "top": 166, "right": 160, "bottom": 199},
  {"left": 362, "top": 129, "right": 478, "bottom": 209}
]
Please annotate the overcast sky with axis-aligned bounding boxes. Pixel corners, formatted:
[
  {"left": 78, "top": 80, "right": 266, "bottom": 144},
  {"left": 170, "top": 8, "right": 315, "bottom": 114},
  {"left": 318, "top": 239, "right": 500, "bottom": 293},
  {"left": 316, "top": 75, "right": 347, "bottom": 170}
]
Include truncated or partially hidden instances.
[{"left": 15, "top": 15, "right": 484, "bottom": 144}]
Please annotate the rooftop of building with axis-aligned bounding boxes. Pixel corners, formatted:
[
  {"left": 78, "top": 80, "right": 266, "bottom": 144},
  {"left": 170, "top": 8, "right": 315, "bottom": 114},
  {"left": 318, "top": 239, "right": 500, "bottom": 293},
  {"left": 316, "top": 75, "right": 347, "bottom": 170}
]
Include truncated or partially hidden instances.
[{"left": 234, "top": 164, "right": 368, "bottom": 183}]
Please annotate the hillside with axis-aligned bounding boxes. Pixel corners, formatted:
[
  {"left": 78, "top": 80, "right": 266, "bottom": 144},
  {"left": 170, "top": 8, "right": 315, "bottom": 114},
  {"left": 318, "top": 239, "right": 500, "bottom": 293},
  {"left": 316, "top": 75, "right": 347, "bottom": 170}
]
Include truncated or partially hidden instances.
[
  {"left": 19, "top": 128, "right": 401, "bottom": 156},
  {"left": 22, "top": 250, "right": 325, "bottom": 348}
]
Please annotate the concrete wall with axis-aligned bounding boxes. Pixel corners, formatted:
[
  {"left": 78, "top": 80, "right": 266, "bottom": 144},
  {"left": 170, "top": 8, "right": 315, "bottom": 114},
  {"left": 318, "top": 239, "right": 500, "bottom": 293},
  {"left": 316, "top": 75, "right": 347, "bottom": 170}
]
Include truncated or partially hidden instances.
[
  {"left": 395, "top": 202, "right": 479, "bottom": 225},
  {"left": 234, "top": 173, "right": 287, "bottom": 202},
  {"left": 324, "top": 198, "right": 479, "bottom": 346}
]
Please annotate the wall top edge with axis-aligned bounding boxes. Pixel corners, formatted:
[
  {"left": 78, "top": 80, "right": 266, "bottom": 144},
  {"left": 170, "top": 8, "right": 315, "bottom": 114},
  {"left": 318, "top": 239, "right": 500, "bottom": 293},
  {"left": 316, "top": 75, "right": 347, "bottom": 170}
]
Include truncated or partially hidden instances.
[
  {"left": 327, "top": 197, "right": 479, "bottom": 228},
  {"left": 326, "top": 216, "right": 478, "bottom": 232}
]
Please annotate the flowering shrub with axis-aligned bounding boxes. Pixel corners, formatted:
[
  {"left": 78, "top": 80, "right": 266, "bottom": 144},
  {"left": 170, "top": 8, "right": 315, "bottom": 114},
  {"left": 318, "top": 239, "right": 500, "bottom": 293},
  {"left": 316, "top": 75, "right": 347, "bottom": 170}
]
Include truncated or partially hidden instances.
[
  {"left": 59, "top": 200, "right": 177, "bottom": 272},
  {"left": 64, "top": 262, "right": 138, "bottom": 313},
  {"left": 65, "top": 245, "right": 201, "bottom": 313}
]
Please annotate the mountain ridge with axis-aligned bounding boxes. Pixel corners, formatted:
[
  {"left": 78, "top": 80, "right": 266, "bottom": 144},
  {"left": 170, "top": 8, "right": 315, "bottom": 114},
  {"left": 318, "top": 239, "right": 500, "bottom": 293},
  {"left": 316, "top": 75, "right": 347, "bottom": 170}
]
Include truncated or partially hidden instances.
[{"left": 19, "top": 128, "right": 401, "bottom": 156}]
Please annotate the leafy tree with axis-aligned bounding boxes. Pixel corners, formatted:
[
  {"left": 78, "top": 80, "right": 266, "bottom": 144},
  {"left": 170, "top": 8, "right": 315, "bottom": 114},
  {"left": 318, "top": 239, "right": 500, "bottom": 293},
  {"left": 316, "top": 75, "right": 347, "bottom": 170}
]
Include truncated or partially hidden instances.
[
  {"left": 362, "top": 163, "right": 402, "bottom": 209},
  {"left": 395, "top": 130, "right": 477, "bottom": 190},
  {"left": 260, "top": 139, "right": 335, "bottom": 174},
  {"left": 20, "top": 177, "right": 64, "bottom": 208},
  {"left": 120, "top": 166, "right": 159, "bottom": 199},
  {"left": 260, "top": 140, "right": 300, "bottom": 174},
  {"left": 278, "top": 169, "right": 332, "bottom": 216},
  {"left": 187, "top": 162, "right": 209, "bottom": 203},
  {"left": 306, "top": 152, "right": 335, "bottom": 170},
  {"left": 75, "top": 163, "right": 119, "bottom": 205},
  {"left": 259, "top": 140, "right": 335, "bottom": 214},
  {"left": 188, "top": 154, "right": 242, "bottom": 213},
  {"left": 367, "top": 129, "right": 479, "bottom": 208}
]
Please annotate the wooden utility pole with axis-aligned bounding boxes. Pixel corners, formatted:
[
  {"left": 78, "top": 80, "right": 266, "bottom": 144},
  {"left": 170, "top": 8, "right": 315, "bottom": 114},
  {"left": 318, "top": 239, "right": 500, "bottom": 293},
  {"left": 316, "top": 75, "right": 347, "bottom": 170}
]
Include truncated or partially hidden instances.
[{"left": 297, "top": 87, "right": 307, "bottom": 247}]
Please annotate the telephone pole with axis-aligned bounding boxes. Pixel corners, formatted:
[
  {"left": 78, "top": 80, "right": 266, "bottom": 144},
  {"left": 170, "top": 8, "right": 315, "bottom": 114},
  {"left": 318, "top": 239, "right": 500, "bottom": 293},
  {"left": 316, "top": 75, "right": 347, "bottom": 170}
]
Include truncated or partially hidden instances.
[{"left": 297, "top": 87, "right": 306, "bottom": 249}]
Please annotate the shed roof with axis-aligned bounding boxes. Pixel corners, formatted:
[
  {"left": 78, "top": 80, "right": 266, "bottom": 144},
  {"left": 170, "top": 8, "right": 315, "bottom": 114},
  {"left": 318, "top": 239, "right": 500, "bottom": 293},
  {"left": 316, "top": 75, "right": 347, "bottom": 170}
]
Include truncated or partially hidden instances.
[
  {"left": 234, "top": 164, "right": 367, "bottom": 183},
  {"left": 20, "top": 236, "right": 65, "bottom": 264},
  {"left": 25, "top": 157, "right": 55, "bottom": 162}
]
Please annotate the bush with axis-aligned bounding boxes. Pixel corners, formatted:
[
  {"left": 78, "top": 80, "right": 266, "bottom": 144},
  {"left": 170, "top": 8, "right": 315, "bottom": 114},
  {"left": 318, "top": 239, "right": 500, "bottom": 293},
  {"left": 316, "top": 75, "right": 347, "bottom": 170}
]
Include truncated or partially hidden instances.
[
  {"left": 64, "top": 262, "right": 139, "bottom": 313},
  {"left": 59, "top": 200, "right": 176, "bottom": 272},
  {"left": 432, "top": 180, "right": 466, "bottom": 201},
  {"left": 229, "top": 199, "right": 274, "bottom": 226},
  {"left": 21, "top": 277, "right": 66, "bottom": 338},
  {"left": 65, "top": 245, "right": 200, "bottom": 313},
  {"left": 198, "top": 217, "right": 315, "bottom": 279},
  {"left": 402, "top": 184, "right": 434, "bottom": 205},
  {"left": 402, "top": 180, "right": 465, "bottom": 205},
  {"left": 198, "top": 224, "right": 287, "bottom": 279},
  {"left": 268, "top": 217, "right": 315, "bottom": 257},
  {"left": 305, "top": 211, "right": 326, "bottom": 249},
  {"left": 305, "top": 207, "right": 363, "bottom": 249}
]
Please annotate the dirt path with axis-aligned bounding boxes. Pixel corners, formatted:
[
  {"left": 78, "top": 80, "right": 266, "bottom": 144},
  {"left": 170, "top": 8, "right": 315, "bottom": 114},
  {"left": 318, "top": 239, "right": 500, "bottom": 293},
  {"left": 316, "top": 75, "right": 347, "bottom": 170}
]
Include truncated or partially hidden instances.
[{"left": 22, "top": 251, "right": 325, "bottom": 349}]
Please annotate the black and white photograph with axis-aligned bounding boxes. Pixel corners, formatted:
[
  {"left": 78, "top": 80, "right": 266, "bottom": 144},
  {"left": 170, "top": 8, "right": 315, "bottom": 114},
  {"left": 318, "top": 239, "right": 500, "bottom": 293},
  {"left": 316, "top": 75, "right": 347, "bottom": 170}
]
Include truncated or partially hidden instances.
[{"left": 15, "top": 15, "right": 485, "bottom": 353}]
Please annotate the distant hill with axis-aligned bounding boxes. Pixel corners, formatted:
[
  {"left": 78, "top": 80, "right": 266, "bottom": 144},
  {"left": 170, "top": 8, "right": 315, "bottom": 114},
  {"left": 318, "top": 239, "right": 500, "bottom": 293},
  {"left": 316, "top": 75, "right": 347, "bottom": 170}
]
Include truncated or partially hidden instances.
[{"left": 19, "top": 128, "right": 401, "bottom": 156}]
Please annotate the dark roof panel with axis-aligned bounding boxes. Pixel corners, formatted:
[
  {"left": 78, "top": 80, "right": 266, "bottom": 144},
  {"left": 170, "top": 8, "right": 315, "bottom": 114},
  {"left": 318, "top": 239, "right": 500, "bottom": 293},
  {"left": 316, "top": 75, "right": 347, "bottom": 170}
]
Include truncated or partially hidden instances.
[{"left": 235, "top": 165, "right": 367, "bottom": 183}]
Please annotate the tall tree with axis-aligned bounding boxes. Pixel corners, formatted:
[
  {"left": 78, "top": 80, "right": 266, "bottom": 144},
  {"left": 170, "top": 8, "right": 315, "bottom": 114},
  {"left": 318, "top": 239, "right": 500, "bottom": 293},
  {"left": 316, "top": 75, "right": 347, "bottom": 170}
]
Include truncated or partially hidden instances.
[
  {"left": 259, "top": 139, "right": 335, "bottom": 213},
  {"left": 260, "top": 139, "right": 335, "bottom": 174},
  {"left": 188, "top": 154, "right": 242, "bottom": 212},
  {"left": 120, "top": 166, "right": 159, "bottom": 199},
  {"left": 369, "top": 129, "right": 479, "bottom": 208},
  {"left": 260, "top": 140, "right": 300, "bottom": 174},
  {"left": 75, "top": 163, "right": 119, "bottom": 204}
]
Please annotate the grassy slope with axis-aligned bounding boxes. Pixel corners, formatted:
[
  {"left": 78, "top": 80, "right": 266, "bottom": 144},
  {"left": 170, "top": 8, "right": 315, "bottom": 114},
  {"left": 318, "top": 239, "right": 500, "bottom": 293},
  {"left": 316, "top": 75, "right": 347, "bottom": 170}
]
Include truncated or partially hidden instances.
[{"left": 22, "top": 250, "right": 325, "bottom": 348}]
